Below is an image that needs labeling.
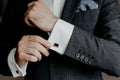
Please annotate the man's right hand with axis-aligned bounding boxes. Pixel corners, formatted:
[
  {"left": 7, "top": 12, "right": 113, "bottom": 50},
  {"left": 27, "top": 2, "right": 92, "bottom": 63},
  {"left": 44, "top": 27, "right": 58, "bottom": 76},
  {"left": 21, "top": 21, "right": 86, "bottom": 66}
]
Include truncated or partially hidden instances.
[{"left": 15, "top": 35, "right": 51, "bottom": 67}]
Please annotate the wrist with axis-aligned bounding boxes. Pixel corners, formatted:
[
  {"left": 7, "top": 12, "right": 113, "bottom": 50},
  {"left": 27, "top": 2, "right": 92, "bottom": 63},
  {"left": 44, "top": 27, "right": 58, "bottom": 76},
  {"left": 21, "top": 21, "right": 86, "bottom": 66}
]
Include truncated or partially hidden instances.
[
  {"left": 49, "top": 16, "right": 58, "bottom": 32},
  {"left": 15, "top": 50, "right": 27, "bottom": 67}
]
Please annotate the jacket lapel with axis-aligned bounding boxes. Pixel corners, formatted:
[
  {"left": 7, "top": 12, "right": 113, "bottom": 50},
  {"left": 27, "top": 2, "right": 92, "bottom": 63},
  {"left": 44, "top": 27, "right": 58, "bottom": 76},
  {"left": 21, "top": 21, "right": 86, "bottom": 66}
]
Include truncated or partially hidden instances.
[{"left": 61, "top": 0, "right": 81, "bottom": 23}]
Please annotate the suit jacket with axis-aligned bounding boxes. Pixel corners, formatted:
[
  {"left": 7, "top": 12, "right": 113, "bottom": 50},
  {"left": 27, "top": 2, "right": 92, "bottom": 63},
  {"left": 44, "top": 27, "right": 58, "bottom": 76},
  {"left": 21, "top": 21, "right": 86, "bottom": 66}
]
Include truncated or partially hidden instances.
[{"left": 1, "top": 0, "right": 120, "bottom": 80}]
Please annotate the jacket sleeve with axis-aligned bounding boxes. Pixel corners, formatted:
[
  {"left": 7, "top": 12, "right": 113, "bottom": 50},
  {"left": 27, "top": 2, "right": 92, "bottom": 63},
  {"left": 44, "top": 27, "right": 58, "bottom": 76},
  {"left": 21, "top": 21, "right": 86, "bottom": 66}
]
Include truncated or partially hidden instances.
[{"left": 64, "top": 0, "right": 120, "bottom": 77}]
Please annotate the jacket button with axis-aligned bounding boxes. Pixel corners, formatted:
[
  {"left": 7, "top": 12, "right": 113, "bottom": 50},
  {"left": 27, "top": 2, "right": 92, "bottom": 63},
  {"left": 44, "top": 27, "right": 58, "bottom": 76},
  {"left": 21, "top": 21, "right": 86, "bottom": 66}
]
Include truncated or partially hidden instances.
[
  {"left": 79, "top": 55, "right": 85, "bottom": 60},
  {"left": 88, "top": 61, "right": 92, "bottom": 64},
  {"left": 84, "top": 57, "right": 89, "bottom": 63},
  {"left": 75, "top": 53, "right": 80, "bottom": 59}
]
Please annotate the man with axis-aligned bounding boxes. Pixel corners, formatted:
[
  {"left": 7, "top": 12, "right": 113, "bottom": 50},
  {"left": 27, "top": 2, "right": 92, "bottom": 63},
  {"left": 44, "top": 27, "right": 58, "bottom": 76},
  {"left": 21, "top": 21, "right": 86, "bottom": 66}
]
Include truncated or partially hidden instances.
[{"left": 1, "top": 0, "right": 120, "bottom": 80}]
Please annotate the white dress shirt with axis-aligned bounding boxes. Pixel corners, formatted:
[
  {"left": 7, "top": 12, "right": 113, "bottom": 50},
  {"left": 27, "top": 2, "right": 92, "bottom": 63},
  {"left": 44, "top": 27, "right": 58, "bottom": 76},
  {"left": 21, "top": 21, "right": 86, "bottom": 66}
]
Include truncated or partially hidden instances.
[{"left": 8, "top": 0, "right": 74, "bottom": 78}]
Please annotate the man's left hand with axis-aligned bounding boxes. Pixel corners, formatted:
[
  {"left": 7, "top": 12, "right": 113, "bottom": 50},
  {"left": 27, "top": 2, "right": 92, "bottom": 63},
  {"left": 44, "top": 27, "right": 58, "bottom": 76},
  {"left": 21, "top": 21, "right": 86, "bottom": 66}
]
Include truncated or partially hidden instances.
[{"left": 24, "top": 0, "right": 58, "bottom": 32}]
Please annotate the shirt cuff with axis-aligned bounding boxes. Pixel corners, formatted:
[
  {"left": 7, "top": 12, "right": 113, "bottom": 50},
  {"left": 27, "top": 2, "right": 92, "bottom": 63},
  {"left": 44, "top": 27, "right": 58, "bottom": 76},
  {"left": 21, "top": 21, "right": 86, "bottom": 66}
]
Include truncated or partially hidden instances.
[
  {"left": 48, "top": 19, "right": 74, "bottom": 55},
  {"left": 7, "top": 48, "right": 28, "bottom": 78}
]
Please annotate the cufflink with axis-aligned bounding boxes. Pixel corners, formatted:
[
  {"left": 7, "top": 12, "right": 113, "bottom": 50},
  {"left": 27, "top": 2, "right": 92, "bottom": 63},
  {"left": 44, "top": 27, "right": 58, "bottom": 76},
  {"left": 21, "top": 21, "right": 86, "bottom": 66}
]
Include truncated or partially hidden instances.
[
  {"left": 16, "top": 70, "right": 19, "bottom": 74},
  {"left": 84, "top": 57, "right": 89, "bottom": 63},
  {"left": 53, "top": 43, "right": 59, "bottom": 47}
]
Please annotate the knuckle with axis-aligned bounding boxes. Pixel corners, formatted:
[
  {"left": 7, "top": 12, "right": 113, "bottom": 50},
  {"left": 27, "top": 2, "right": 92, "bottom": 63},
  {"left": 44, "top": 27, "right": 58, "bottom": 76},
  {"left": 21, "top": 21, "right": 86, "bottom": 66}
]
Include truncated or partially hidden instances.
[
  {"left": 27, "top": 35, "right": 35, "bottom": 40},
  {"left": 28, "top": 12, "right": 32, "bottom": 17},
  {"left": 22, "top": 35, "right": 28, "bottom": 40},
  {"left": 18, "top": 41, "right": 23, "bottom": 47},
  {"left": 33, "top": 36, "right": 39, "bottom": 41},
  {"left": 25, "top": 11, "right": 32, "bottom": 18},
  {"left": 32, "top": 6, "right": 36, "bottom": 10},
  {"left": 28, "top": 1, "right": 35, "bottom": 7},
  {"left": 33, "top": 36, "right": 40, "bottom": 41},
  {"left": 34, "top": 2, "right": 39, "bottom": 6},
  {"left": 33, "top": 35, "right": 39, "bottom": 39},
  {"left": 28, "top": 3, "right": 31, "bottom": 7},
  {"left": 27, "top": 35, "right": 32, "bottom": 38}
]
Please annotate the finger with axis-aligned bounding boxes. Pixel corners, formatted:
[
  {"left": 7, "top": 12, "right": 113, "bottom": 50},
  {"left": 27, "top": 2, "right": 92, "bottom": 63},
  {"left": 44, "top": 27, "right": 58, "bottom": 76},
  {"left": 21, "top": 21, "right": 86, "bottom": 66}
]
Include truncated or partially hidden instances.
[
  {"left": 24, "top": 4, "right": 33, "bottom": 16},
  {"left": 25, "top": 48, "right": 42, "bottom": 61},
  {"left": 35, "top": 43, "right": 49, "bottom": 57},
  {"left": 24, "top": 2, "right": 37, "bottom": 17},
  {"left": 25, "top": 54, "right": 38, "bottom": 62},
  {"left": 28, "top": 1, "right": 35, "bottom": 7},
  {"left": 20, "top": 52, "right": 38, "bottom": 62},
  {"left": 26, "top": 35, "right": 51, "bottom": 49},
  {"left": 26, "top": 42, "right": 49, "bottom": 57}
]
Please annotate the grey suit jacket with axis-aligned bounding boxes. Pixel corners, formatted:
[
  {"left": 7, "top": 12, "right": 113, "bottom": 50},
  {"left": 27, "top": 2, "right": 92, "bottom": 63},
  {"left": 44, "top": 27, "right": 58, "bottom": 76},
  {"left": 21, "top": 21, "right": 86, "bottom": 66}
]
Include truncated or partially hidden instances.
[{"left": 1, "top": 0, "right": 120, "bottom": 80}]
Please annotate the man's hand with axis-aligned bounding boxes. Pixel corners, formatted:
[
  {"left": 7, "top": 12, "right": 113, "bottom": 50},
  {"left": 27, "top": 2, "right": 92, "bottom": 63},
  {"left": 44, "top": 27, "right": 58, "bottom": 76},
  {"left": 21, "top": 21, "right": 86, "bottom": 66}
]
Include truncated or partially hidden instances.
[
  {"left": 24, "top": 0, "right": 58, "bottom": 32},
  {"left": 15, "top": 35, "right": 51, "bottom": 67}
]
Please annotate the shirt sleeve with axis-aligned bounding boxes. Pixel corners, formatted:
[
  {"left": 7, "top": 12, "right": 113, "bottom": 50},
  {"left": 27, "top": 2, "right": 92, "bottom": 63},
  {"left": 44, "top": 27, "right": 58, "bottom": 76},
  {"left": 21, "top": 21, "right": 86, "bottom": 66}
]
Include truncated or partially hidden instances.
[
  {"left": 7, "top": 48, "right": 28, "bottom": 78},
  {"left": 48, "top": 19, "right": 74, "bottom": 55}
]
